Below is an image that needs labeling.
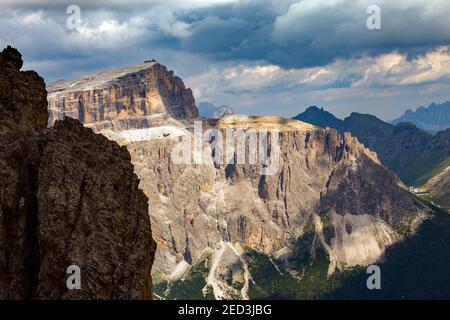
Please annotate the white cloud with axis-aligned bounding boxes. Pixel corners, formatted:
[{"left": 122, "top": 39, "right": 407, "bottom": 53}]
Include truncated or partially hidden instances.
[
  {"left": 349, "top": 46, "right": 450, "bottom": 87},
  {"left": 186, "top": 46, "right": 450, "bottom": 107},
  {"left": 271, "top": 0, "right": 450, "bottom": 67}
]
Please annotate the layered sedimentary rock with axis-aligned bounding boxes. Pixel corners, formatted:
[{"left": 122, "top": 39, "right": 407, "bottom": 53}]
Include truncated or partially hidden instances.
[
  {"left": 47, "top": 61, "right": 430, "bottom": 299},
  {"left": 0, "top": 46, "right": 156, "bottom": 299},
  {"left": 47, "top": 62, "right": 198, "bottom": 126}
]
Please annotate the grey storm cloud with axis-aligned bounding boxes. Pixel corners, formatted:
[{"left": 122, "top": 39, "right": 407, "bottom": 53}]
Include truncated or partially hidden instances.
[
  {"left": 2, "top": 0, "right": 450, "bottom": 70},
  {"left": 172, "top": 0, "right": 450, "bottom": 68}
]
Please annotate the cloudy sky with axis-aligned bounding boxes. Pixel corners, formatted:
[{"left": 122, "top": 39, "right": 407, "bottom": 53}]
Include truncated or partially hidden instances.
[{"left": 1, "top": 0, "right": 450, "bottom": 120}]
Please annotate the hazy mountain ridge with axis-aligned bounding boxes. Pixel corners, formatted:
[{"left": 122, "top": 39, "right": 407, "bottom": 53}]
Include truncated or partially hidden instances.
[
  {"left": 198, "top": 102, "right": 234, "bottom": 118},
  {"left": 423, "top": 161, "right": 450, "bottom": 211},
  {"left": 393, "top": 101, "right": 450, "bottom": 133}
]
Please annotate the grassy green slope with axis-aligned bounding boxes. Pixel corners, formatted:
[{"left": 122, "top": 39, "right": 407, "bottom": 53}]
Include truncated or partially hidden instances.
[
  {"left": 153, "top": 255, "right": 215, "bottom": 300},
  {"left": 417, "top": 156, "right": 450, "bottom": 187}
]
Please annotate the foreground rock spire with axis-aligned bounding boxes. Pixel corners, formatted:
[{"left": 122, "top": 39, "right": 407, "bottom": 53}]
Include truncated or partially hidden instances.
[{"left": 0, "top": 46, "right": 156, "bottom": 299}]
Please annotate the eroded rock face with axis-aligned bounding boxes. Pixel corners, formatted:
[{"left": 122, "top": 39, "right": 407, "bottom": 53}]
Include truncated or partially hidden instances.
[
  {"left": 0, "top": 46, "right": 51, "bottom": 299},
  {"left": 36, "top": 119, "right": 156, "bottom": 299},
  {"left": 91, "top": 115, "right": 428, "bottom": 278},
  {"left": 0, "top": 46, "right": 156, "bottom": 299}
]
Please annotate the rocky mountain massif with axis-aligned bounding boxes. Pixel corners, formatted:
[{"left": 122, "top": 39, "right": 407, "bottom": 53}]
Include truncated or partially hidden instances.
[
  {"left": 0, "top": 46, "right": 156, "bottom": 299},
  {"left": 48, "top": 61, "right": 431, "bottom": 299},
  {"left": 294, "top": 106, "right": 450, "bottom": 186},
  {"left": 393, "top": 101, "right": 450, "bottom": 134}
]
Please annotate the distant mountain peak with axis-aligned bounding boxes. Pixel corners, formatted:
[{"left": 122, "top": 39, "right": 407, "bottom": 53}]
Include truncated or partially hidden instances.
[
  {"left": 392, "top": 101, "right": 450, "bottom": 133},
  {"left": 306, "top": 105, "right": 324, "bottom": 111},
  {"left": 293, "top": 106, "right": 344, "bottom": 131}
]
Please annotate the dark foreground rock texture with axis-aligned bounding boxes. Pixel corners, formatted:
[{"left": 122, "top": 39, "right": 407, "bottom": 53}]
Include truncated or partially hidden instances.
[{"left": 0, "top": 46, "right": 156, "bottom": 299}]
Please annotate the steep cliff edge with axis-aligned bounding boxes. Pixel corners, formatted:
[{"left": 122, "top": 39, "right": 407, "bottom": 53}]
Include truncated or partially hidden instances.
[
  {"left": 126, "top": 115, "right": 428, "bottom": 299},
  {"left": 0, "top": 46, "right": 156, "bottom": 299}
]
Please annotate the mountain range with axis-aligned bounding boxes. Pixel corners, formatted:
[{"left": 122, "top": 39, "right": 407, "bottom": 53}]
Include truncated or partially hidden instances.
[
  {"left": 294, "top": 106, "right": 450, "bottom": 187},
  {"left": 393, "top": 101, "right": 450, "bottom": 133}
]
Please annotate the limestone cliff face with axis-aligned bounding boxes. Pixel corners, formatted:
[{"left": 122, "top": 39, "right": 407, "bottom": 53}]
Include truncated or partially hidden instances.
[
  {"left": 0, "top": 46, "right": 156, "bottom": 299},
  {"left": 47, "top": 62, "right": 198, "bottom": 127},
  {"left": 47, "top": 61, "right": 430, "bottom": 299}
]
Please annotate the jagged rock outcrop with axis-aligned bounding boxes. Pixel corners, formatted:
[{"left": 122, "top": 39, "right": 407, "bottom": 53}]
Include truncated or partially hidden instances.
[
  {"left": 0, "top": 46, "right": 156, "bottom": 299},
  {"left": 317, "top": 132, "right": 423, "bottom": 224},
  {"left": 47, "top": 62, "right": 430, "bottom": 299},
  {"left": 47, "top": 61, "right": 198, "bottom": 127},
  {"left": 118, "top": 115, "right": 428, "bottom": 298}
]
